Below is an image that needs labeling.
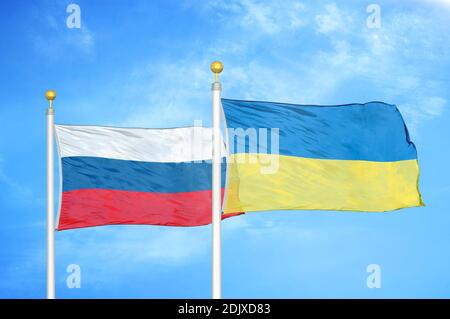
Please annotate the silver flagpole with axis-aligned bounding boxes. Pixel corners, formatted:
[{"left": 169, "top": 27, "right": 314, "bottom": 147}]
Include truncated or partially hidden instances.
[
  {"left": 211, "top": 61, "right": 223, "bottom": 299},
  {"left": 45, "top": 90, "right": 56, "bottom": 299}
]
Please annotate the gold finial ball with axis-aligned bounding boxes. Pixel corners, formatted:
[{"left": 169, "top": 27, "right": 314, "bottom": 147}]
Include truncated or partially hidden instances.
[
  {"left": 45, "top": 90, "right": 56, "bottom": 101},
  {"left": 210, "top": 61, "right": 223, "bottom": 74}
]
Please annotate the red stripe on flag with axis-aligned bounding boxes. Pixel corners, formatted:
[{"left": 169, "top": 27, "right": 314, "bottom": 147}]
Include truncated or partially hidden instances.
[{"left": 57, "top": 188, "right": 241, "bottom": 230}]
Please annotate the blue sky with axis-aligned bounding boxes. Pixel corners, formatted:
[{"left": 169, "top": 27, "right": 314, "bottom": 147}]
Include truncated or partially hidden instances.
[{"left": 0, "top": 0, "right": 450, "bottom": 298}]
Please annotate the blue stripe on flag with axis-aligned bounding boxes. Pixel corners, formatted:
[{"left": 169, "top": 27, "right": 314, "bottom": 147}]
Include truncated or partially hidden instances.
[
  {"left": 221, "top": 99, "right": 417, "bottom": 162},
  {"left": 61, "top": 156, "right": 225, "bottom": 193}
]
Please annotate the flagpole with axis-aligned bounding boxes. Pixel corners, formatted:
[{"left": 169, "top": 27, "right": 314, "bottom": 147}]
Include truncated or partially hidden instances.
[
  {"left": 45, "top": 90, "right": 56, "bottom": 299},
  {"left": 211, "top": 61, "right": 223, "bottom": 299}
]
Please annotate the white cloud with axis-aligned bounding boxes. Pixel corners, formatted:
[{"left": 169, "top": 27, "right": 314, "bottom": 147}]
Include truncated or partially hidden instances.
[
  {"left": 240, "top": 0, "right": 305, "bottom": 33},
  {"left": 401, "top": 96, "right": 447, "bottom": 130},
  {"left": 418, "top": 0, "right": 450, "bottom": 8},
  {"left": 315, "top": 3, "right": 351, "bottom": 34},
  {"left": 206, "top": 0, "right": 306, "bottom": 34},
  {"left": 30, "top": 4, "right": 95, "bottom": 57},
  {"left": 118, "top": 58, "right": 214, "bottom": 128},
  {"left": 309, "top": 4, "right": 449, "bottom": 129},
  {"left": 425, "top": 97, "right": 447, "bottom": 116},
  {"left": 33, "top": 25, "right": 94, "bottom": 56},
  {"left": 0, "top": 156, "right": 43, "bottom": 207}
]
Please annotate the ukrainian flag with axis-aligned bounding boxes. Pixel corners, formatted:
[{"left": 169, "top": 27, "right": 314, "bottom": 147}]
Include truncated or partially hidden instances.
[{"left": 221, "top": 99, "right": 423, "bottom": 214}]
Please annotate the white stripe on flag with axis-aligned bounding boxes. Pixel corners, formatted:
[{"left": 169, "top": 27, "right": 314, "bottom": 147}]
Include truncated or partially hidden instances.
[{"left": 55, "top": 125, "right": 226, "bottom": 163}]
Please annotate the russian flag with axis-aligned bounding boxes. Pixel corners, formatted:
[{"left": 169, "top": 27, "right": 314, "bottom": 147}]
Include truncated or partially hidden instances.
[{"left": 55, "top": 125, "right": 237, "bottom": 230}]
